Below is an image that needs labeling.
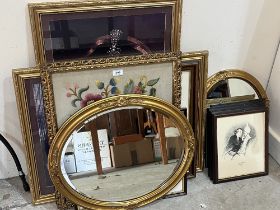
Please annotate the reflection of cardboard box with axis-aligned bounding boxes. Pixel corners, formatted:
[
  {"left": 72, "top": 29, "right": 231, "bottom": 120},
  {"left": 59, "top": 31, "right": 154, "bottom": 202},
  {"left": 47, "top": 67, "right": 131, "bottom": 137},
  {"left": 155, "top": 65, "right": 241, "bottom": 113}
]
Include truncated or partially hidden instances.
[
  {"left": 110, "top": 138, "right": 154, "bottom": 168},
  {"left": 73, "top": 130, "right": 111, "bottom": 173},
  {"left": 110, "top": 143, "right": 132, "bottom": 168},
  {"left": 153, "top": 136, "right": 183, "bottom": 160},
  {"left": 166, "top": 137, "right": 183, "bottom": 159},
  {"left": 132, "top": 139, "right": 154, "bottom": 164}
]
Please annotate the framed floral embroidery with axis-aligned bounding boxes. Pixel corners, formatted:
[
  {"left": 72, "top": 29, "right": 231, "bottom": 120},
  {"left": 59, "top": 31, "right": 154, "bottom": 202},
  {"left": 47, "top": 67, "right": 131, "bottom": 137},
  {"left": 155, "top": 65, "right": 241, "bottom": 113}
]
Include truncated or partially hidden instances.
[{"left": 40, "top": 52, "right": 181, "bottom": 142}]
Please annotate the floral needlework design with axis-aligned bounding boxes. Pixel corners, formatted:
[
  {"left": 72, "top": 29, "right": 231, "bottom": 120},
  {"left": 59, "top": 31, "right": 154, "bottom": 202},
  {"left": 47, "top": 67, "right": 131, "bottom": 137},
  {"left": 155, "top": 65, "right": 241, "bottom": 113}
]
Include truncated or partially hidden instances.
[
  {"left": 66, "top": 76, "right": 160, "bottom": 108},
  {"left": 66, "top": 83, "right": 102, "bottom": 108},
  {"left": 123, "top": 76, "right": 160, "bottom": 96}
]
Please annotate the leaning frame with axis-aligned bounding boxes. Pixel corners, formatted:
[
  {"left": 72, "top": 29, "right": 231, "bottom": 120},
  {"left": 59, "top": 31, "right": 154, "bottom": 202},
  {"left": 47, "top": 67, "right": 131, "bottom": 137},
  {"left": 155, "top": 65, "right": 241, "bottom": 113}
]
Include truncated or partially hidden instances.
[
  {"left": 29, "top": 0, "right": 182, "bottom": 65},
  {"left": 181, "top": 51, "right": 208, "bottom": 172},
  {"left": 13, "top": 68, "right": 55, "bottom": 204},
  {"left": 210, "top": 102, "right": 268, "bottom": 183}
]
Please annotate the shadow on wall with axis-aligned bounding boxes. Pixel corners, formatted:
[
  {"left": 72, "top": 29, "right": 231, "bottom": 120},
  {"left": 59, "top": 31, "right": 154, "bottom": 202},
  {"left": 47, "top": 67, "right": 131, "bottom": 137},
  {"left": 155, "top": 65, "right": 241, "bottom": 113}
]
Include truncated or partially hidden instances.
[
  {"left": 266, "top": 41, "right": 280, "bottom": 163},
  {"left": 240, "top": 0, "right": 280, "bottom": 87},
  {"left": 0, "top": 76, "right": 27, "bottom": 179}
]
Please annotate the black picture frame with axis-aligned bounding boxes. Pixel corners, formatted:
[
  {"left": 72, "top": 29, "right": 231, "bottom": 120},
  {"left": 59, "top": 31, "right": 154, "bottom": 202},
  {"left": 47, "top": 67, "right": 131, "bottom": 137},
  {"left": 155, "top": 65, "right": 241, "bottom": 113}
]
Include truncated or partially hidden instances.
[{"left": 206, "top": 100, "right": 268, "bottom": 183}]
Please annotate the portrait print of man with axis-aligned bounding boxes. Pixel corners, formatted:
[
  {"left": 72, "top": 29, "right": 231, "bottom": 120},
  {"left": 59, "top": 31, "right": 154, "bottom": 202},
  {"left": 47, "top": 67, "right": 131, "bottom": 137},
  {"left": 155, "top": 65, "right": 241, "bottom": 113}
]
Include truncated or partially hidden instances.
[{"left": 225, "top": 128, "right": 243, "bottom": 158}]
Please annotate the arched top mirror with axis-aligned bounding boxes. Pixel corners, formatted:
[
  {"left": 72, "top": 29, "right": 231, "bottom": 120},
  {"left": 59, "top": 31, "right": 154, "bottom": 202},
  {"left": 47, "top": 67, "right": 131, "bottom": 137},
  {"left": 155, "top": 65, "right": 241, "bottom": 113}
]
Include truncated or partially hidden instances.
[
  {"left": 48, "top": 95, "right": 195, "bottom": 209},
  {"left": 207, "top": 70, "right": 268, "bottom": 104}
]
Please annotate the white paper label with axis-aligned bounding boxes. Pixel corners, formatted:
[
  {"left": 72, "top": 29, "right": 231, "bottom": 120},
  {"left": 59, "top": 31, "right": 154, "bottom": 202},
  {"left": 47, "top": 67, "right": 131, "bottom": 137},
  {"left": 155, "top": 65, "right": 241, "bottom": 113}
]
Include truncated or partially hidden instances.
[{"left": 112, "top": 69, "right": 123, "bottom": 76}]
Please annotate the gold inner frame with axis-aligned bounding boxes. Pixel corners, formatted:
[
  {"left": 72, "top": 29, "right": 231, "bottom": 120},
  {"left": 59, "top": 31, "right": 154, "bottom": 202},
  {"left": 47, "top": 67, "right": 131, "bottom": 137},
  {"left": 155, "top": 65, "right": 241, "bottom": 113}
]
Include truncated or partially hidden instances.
[
  {"left": 28, "top": 0, "right": 182, "bottom": 65},
  {"left": 48, "top": 94, "right": 195, "bottom": 209},
  {"left": 41, "top": 52, "right": 182, "bottom": 144}
]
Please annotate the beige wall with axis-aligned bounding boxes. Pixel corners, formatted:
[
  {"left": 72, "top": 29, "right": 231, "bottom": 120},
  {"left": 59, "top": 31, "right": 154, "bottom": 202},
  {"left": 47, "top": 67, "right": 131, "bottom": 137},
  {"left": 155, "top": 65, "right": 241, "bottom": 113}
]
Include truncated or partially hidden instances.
[
  {"left": 267, "top": 44, "right": 280, "bottom": 163},
  {"left": 0, "top": 0, "right": 279, "bottom": 179}
]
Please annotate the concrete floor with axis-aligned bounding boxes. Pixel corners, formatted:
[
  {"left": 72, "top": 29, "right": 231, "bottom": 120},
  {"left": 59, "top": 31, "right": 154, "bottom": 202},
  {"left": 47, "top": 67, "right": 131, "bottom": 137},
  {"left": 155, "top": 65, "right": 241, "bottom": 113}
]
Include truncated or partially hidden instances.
[
  {"left": 70, "top": 160, "right": 177, "bottom": 201},
  {"left": 1, "top": 156, "right": 280, "bottom": 210}
]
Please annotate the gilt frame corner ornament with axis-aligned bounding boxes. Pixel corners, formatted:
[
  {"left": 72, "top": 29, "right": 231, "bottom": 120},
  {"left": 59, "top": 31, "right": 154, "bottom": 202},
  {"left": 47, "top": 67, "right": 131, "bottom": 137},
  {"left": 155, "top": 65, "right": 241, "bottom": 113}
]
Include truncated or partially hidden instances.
[
  {"left": 28, "top": 0, "right": 182, "bottom": 65},
  {"left": 48, "top": 94, "right": 195, "bottom": 209},
  {"left": 40, "top": 52, "right": 182, "bottom": 144}
]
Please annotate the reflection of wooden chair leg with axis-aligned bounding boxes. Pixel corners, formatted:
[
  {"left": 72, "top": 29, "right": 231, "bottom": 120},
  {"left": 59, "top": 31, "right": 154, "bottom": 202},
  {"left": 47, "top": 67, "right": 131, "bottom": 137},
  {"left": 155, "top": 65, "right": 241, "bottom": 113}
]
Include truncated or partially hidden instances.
[
  {"left": 85, "top": 121, "right": 103, "bottom": 175},
  {"left": 156, "top": 113, "right": 168, "bottom": 164},
  {"left": 151, "top": 122, "right": 158, "bottom": 134}
]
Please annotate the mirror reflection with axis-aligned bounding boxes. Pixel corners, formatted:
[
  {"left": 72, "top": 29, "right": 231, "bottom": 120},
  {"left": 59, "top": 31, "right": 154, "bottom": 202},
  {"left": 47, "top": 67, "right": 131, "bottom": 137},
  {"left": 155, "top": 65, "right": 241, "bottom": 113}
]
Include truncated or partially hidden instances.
[
  {"left": 207, "top": 78, "right": 258, "bottom": 99},
  {"left": 60, "top": 107, "right": 183, "bottom": 201}
]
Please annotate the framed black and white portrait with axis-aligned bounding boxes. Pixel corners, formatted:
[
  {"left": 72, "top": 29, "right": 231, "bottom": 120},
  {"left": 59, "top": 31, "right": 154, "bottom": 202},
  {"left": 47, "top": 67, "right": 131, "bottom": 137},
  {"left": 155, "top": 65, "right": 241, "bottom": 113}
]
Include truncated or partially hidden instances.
[{"left": 207, "top": 100, "right": 268, "bottom": 183}]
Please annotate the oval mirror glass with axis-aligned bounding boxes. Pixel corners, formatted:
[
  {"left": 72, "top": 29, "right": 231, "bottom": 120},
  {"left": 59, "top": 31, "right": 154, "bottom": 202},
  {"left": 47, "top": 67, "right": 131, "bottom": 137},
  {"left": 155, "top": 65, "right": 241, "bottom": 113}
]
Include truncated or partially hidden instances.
[
  {"left": 61, "top": 106, "right": 183, "bottom": 201},
  {"left": 49, "top": 95, "right": 194, "bottom": 209}
]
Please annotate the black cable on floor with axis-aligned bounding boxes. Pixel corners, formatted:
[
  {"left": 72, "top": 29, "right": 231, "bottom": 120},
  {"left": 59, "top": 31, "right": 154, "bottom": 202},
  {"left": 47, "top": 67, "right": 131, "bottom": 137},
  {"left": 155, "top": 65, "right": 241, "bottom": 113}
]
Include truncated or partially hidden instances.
[{"left": 0, "top": 133, "right": 30, "bottom": 192}]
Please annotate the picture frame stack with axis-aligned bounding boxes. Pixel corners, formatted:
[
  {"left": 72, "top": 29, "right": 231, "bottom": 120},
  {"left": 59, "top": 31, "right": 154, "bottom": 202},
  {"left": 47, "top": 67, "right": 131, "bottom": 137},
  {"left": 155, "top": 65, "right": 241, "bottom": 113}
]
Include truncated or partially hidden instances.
[
  {"left": 205, "top": 70, "right": 270, "bottom": 184},
  {"left": 12, "top": 0, "right": 208, "bottom": 207},
  {"left": 206, "top": 99, "right": 268, "bottom": 183}
]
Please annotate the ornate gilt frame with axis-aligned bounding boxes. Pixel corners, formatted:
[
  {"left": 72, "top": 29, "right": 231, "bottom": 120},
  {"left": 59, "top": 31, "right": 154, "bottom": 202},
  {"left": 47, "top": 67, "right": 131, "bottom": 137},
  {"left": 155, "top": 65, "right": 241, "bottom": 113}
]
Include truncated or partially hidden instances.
[
  {"left": 207, "top": 69, "right": 269, "bottom": 106},
  {"left": 28, "top": 0, "right": 182, "bottom": 65},
  {"left": 41, "top": 52, "right": 181, "bottom": 144},
  {"left": 181, "top": 51, "right": 208, "bottom": 172},
  {"left": 12, "top": 68, "right": 55, "bottom": 204},
  {"left": 48, "top": 94, "right": 195, "bottom": 209}
]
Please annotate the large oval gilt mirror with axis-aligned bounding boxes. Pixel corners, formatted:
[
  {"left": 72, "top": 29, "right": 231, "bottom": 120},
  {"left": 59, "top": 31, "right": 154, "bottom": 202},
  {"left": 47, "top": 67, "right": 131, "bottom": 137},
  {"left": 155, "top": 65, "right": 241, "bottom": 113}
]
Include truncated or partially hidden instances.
[{"left": 48, "top": 95, "right": 195, "bottom": 209}]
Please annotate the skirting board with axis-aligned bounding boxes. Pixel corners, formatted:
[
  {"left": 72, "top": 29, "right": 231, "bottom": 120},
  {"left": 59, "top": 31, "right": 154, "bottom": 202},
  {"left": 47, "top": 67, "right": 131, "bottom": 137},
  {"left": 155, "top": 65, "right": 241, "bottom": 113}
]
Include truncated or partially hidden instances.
[{"left": 269, "top": 127, "right": 280, "bottom": 164}]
